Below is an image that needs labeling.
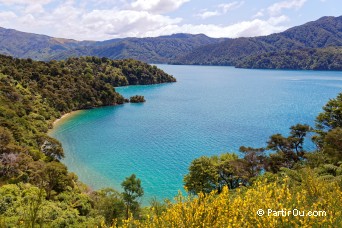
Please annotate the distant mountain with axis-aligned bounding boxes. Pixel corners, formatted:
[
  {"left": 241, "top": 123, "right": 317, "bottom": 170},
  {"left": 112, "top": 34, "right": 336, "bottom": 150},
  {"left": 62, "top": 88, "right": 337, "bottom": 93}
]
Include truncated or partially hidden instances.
[
  {"left": 0, "top": 27, "right": 93, "bottom": 60},
  {"left": 174, "top": 16, "right": 342, "bottom": 66},
  {"left": 0, "top": 28, "right": 225, "bottom": 63},
  {"left": 0, "top": 16, "right": 341, "bottom": 70},
  {"left": 48, "top": 33, "right": 226, "bottom": 63}
]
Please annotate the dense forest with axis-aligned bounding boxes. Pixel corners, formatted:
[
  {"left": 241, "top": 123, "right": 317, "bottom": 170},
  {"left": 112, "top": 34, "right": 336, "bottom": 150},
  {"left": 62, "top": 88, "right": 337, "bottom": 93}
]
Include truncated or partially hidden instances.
[
  {"left": 236, "top": 47, "right": 342, "bottom": 70},
  {"left": 0, "top": 54, "right": 341, "bottom": 226}
]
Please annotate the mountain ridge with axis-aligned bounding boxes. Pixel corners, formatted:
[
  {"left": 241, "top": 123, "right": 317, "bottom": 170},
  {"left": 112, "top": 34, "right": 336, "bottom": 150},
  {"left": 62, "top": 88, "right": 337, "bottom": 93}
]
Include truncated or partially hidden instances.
[
  {"left": 0, "top": 16, "right": 341, "bottom": 70},
  {"left": 175, "top": 15, "right": 342, "bottom": 66}
]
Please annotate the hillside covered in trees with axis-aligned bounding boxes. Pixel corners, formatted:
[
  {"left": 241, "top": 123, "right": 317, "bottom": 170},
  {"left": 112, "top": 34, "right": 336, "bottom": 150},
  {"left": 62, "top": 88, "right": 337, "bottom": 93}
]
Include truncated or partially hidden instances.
[
  {"left": 175, "top": 16, "right": 342, "bottom": 67},
  {"left": 236, "top": 47, "right": 342, "bottom": 70},
  {"left": 1, "top": 16, "right": 342, "bottom": 70},
  {"left": 0, "top": 55, "right": 175, "bottom": 226}
]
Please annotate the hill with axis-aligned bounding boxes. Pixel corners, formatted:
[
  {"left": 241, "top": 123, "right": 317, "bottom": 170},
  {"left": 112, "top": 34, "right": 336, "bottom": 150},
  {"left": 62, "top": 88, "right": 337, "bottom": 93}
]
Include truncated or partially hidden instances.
[
  {"left": 0, "top": 27, "right": 93, "bottom": 60},
  {"left": 175, "top": 16, "right": 342, "bottom": 66},
  {"left": 0, "top": 27, "right": 225, "bottom": 63},
  {"left": 236, "top": 47, "right": 342, "bottom": 70}
]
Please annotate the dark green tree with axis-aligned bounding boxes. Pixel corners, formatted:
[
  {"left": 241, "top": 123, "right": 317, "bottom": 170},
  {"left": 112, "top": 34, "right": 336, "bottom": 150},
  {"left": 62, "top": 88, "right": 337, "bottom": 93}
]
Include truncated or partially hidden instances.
[
  {"left": 184, "top": 156, "right": 218, "bottom": 195},
  {"left": 316, "top": 93, "right": 342, "bottom": 132},
  {"left": 266, "top": 124, "right": 311, "bottom": 171},
  {"left": 314, "top": 93, "right": 342, "bottom": 148},
  {"left": 121, "top": 174, "right": 144, "bottom": 219},
  {"left": 322, "top": 127, "right": 342, "bottom": 164},
  {"left": 239, "top": 146, "right": 265, "bottom": 180},
  {"left": 90, "top": 188, "right": 125, "bottom": 225}
]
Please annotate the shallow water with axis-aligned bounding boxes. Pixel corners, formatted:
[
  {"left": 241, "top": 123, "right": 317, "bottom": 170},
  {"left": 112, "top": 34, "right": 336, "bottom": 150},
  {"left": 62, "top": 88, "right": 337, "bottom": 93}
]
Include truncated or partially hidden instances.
[{"left": 50, "top": 65, "right": 342, "bottom": 202}]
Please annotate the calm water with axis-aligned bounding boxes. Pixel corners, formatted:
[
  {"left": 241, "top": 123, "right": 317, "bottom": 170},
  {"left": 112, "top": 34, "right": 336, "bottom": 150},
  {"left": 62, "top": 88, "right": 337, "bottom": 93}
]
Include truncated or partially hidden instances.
[{"left": 50, "top": 65, "right": 342, "bottom": 202}]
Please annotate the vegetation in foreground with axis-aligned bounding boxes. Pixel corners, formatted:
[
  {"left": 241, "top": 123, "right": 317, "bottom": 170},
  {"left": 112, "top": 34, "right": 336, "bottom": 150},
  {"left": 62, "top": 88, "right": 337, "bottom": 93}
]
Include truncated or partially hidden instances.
[{"left": 0, "top": 54, "right": 341, "bottom": 227}]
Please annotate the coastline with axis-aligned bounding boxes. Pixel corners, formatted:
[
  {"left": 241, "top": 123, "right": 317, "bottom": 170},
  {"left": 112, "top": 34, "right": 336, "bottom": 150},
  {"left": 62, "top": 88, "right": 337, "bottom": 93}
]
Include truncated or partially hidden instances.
[
  {"left": 50, "top": 110, "right": 84, "bottom": 131},
  {"left": 53, "top": 112, "right": 71, "bottom": 126}
]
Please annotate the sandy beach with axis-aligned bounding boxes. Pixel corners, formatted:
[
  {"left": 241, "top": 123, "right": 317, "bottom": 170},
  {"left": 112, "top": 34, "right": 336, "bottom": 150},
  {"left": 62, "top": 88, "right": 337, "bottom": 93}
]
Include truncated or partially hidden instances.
[{"left": 51, "top": 110, "right": 83, "bottom": 128}]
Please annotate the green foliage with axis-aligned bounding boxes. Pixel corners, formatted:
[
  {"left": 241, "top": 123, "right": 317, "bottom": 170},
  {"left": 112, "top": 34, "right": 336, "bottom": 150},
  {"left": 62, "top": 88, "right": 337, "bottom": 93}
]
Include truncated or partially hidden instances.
[
  {"left": 265, "top": 124, "right": 311, "bottom": 172},
  {"left": 90, "top": 188, "right": 125, "bottom": 225},
  {"left": 184, "top": 153, "right": 247, "bottom": 195},
  {"left": 129, "top": 95, "right": 146, "bottom": 103},
  {"left": 121, "top": 174, "right": 144, "bottom": 219},
  {"left": 322, "top": 128, "right": 342, "bottom": 164},
  {"left": 184, "top": 156, "right": 219, "bottom": 194},
  {"left": 236, "top": 47, "right": 342, "bottom": 70},
  {"left": 316, "top": 93, "right": 342, "bottom": 132}
]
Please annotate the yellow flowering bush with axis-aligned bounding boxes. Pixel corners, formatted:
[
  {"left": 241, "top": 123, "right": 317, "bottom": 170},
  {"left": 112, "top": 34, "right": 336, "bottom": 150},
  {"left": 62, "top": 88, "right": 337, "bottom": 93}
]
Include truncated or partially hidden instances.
[{"left": 114, "top": 172, "right": 341, "bottom": 228}]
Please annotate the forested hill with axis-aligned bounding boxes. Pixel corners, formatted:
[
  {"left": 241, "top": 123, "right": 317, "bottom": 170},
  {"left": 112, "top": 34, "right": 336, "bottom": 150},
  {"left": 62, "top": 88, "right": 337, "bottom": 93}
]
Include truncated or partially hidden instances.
[
  {"left": 236, "top": 47, "right": 342, "bottom": 70},
  {"left": 48, "top": 34, "right": 227, "bottom": 63},
  {"left": 0, "top": 55, "right": 175, "bottom": 184},
  {"left": 174, "top": 16, "right": 342, "bottom": 66},
  {"left": 0, "top": 55, "right": 175, "bottom": 225},
  {"left": 0, "top": 27, "right": 93, "bottom": 60},
  {"left": 0, "top": 27, "right": 225, "bottom": 63}
]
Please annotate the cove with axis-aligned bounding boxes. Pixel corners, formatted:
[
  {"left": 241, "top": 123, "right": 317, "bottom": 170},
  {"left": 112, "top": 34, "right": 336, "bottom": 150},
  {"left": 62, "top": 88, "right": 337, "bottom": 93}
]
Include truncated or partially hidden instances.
[{"left": 50, "top": 65, "right": 342, "bottom": 202}]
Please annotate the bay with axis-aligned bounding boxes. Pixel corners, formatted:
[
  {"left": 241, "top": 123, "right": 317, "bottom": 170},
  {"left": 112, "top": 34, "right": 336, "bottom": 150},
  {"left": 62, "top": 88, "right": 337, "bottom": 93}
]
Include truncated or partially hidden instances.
[{"left": 50, "top": 65, "right": 342, "bottom": 202}]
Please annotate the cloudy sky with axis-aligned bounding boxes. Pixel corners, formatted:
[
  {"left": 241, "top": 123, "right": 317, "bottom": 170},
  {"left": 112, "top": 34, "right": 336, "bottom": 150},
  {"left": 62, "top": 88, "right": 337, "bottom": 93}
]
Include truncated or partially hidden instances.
[{"left": 0, "top": 0, "right": 340, "bottom": 41}]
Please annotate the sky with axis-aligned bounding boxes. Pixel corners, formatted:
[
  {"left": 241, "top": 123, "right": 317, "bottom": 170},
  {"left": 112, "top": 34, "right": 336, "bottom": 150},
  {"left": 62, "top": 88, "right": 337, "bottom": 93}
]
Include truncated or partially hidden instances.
[{"left": 0, "top": 0, "right": 340, "bottom": 41}]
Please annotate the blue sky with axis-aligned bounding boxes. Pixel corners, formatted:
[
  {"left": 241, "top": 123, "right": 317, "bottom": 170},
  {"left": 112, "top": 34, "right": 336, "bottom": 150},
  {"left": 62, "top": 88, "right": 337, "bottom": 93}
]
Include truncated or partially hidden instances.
[{"left": 0, "top": 0, "right": 340, "bottom": 40}]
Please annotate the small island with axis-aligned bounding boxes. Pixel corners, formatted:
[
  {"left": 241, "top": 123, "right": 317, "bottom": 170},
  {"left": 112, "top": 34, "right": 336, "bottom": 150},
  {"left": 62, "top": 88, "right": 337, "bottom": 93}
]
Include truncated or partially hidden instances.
[{"left": 130, "top": 95, "right": 146, "bottom": 103}]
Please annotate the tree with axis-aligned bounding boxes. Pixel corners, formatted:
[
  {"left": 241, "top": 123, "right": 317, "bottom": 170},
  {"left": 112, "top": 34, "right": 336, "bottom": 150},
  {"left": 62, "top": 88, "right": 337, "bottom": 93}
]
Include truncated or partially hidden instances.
[
  {"left": 316, "top": 93, "right": 342, "bottom": 132},
  {"left": 322, "top": 127, "right": 342, "bottom": 164},
  {"left": 184, "top": 156, "right": 218, "bottom": 195},
  {"left": 184, "top": 153, "right": 242, "bottom": 195},
  {"left": 121, "top": 174, "right": 144, "bottom": 219},
  {"left": 266, "top": 124, "right": 311, "bottom": 171},
  {"left": 215, "top": 153, "right": 242, "bottom": 191},
  {"left": 0, "top": 126, "right": 15, "bottom": 154},
  {"left": 32, "top": 161, "right": 73, "bottom": 199},
  {"left": 239, "top": 146, "right": 265, "bottom": 180},
  {"left": 90, "top": 188, "right": 125, "bottom": 225},
  {"left": 315, "top": 93, "right": 342, "bottom": 148}
]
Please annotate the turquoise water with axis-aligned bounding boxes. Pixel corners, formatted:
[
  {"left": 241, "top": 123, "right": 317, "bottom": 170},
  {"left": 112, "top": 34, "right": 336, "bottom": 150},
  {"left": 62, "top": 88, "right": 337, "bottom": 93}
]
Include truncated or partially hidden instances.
[{"left": 51, "top": 65, "right": 342, "bottom": 202}]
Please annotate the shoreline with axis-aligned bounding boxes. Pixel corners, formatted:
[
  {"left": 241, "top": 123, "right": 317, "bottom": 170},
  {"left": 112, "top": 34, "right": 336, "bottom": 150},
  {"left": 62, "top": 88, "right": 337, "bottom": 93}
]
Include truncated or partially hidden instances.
[
  {"left": 50, "top": 110, "right": 84, "bottom": 131},
  {"left": 53, "top": 112, "right": 71, "bottom": 126}
]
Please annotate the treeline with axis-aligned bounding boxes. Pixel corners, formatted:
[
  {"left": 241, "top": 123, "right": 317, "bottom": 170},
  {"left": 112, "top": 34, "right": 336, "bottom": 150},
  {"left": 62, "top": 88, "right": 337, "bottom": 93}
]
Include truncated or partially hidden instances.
[
  {"left": 0, "top": 55, "right": 174, "bottom": 226},
  {"left": 236, "top": 47, "right": 342, "bottom": 70}
]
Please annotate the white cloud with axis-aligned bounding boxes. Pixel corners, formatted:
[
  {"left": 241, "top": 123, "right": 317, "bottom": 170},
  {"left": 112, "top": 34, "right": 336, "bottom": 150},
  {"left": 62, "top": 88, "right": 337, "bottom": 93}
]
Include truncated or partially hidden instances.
[
  {"left": 0, "top": 0, "right": 51, "bottom": 5},
  {"left": 24, "top": 4, "right": 45, "bottom": 14},
  {"left": 196, "top": 1, "right": 244, "bottom": 20},
  {"left": 142, "top": 15, "right": 289, "bottom": 38},
  {"left": 219, "top": 1, "right": 244, "bottom": 13},
  {"left": 0, "top": 11, "right": 17, "bottom": 26},
  {"left": 268, "top": 0, "right": 307, "bottom": 16},
  {"left": 130, "top": 0, "right": 189, "bottom": 13},
  {"left": 79, "top": 9, "right": 181, "bottom": 39},
  {"left": 197, "top": 10, "right": 220, "bottom": 19},
  {"left": 0, "top": 0, "right": 290, "bottom": 40},
  {"left": 253, "top": 10, "right": 264, "bottom": 18}
]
